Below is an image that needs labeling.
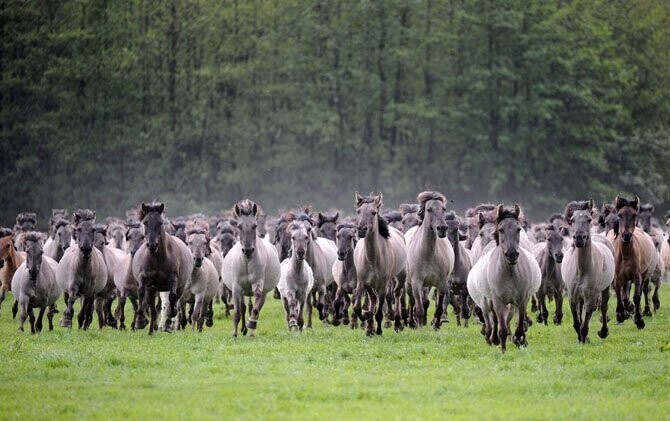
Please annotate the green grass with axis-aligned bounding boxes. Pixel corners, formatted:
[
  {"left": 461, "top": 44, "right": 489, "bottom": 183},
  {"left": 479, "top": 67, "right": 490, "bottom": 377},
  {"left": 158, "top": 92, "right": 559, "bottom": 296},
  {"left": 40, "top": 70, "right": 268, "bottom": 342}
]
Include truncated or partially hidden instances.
[{"left": 0, "top": 289, "right": 668, "bottom": 420}]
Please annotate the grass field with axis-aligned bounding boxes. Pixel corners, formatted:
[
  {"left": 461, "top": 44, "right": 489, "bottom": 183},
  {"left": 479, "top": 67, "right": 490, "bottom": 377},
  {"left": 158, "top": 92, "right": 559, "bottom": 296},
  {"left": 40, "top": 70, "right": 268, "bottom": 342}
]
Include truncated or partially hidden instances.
[{"left": 0, "top": 288, "right": 668, "bottom": 420}]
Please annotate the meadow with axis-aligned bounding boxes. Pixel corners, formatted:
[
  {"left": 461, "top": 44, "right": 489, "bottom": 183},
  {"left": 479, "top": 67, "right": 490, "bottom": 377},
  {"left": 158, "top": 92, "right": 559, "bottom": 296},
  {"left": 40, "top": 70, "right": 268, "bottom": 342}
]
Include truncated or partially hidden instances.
[{"left": 0, "top": 290, "right": 668, "bottom": 420}]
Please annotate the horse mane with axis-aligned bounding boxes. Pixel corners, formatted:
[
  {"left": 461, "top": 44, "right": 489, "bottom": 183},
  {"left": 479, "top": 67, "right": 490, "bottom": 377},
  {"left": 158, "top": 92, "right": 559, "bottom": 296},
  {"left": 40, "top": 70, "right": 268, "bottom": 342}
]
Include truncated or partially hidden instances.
[
  {"left": 564, "top": 200, "right": 592, "bottom": 221},
  {"left": 294, "top": 211, "right": 315, "bottom": 226},
  {"left": 0, "top": 227, "right": 12, "bottom": 238},
  {"left": 23, "top": 231, "right": 46, "bottom": 244},
  {"left": 234, "top": 199, "right": 258, "bottom": 217},
  {"left": 399, "top": 203, "right": 419, "bottom": 216},
  {"left": 664, "top": 210, "right": 670, "bottom": 221},
  {"left": 417, "top": 191, "right": 447, "bottom": 221},
  {"left": 73, "top": 209, "right": 96, "bottom": 225},
  {"left": 377, "top": 215, "right": 390, "bottom": 239},
  {"left": 445, "top": 211, "right": 458, "bottom": 222},
  {"left": 186, "top": 219, "right": 209, "bottom": 234},
  {"left": 318, "top": 211, "right": 339, "bottom": 227},
  {"left": 336, "top": 222, "right": 357, "bottom": 232},
  {"left": 186, "top": 226, "right": 209, "bottom": 236},
  {"left": 125, "top": 221, "right": 141, "bottom": 230},
  {"left": 544, "top": 224, "right": 557, "bottom": 232},
  {"left": 16, "top": 212, "right": 37, "bottom": 226},
  {"left": 382, "top": 210, "right": 402, "bottom": 223},
  {"left": 356, "top": 193, "right": 377, "bottom": 206},
  {"left": 615, "top": 196, "right": 639, "bottom": 211},
  {"left": 495, "top": 205, "right": 520, "bottom": 224},
  {"left": 94, "top": 223, "right": 107, "bottom": 235},
  {"left": 54, "top": 219, "right": 70, "bottom": 230},
  {"left": 474, "top": 204, "right": 496, "bottom": 214},
  {"left": 138, "top": 202, "right": 164, "bottom": 221}
]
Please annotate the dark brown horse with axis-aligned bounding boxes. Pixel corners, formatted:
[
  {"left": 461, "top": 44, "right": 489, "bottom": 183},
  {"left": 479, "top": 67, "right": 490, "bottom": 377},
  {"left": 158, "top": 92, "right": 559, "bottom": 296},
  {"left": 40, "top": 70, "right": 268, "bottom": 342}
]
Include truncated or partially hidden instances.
[{"left": 606, "top": 196, "right": 657, "bottom": 329}]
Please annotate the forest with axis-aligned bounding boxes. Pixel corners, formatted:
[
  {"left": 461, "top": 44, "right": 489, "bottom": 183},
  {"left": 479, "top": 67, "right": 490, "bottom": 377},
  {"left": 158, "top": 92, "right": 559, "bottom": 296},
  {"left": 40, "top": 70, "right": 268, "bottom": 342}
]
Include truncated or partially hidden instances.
[{"left": 1, "top": 0, "right": 669, "bottom": 226}]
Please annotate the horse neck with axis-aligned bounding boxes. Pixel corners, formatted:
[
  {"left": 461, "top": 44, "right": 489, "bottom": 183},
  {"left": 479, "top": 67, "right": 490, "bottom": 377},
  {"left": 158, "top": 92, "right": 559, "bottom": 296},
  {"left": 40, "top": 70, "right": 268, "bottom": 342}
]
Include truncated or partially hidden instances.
[
  {"left": 364, "top": 217, "right": 382, "bottom": 262},
  {"left": 416, "top": 219, "right": 437, "bottom": 258},
  {"left": 576, "top": 239, "right": 594, "bottom": 270},
  {"left": 344, "top": 246, "right": 356, "bottom": 274},
  {"left": 451, "top": 236, "right": 461, "bottom": 267},
  {"left": 543, "top": 246, "right": 558, "bottom": 275},
  {"left": 291, "top": 250, "right": 305, "bottom": 272},
  {"left": 157, "top": 227, "right": 170, "bottom": 258},
  {"left": 5, "top": 245, "right": 21, "bottom": 272}
]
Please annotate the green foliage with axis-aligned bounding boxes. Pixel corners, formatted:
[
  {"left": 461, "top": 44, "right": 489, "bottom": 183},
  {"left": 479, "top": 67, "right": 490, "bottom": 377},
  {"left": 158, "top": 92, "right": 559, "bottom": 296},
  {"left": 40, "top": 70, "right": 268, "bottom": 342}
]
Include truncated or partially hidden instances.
[
  {"left": 1, "top": 1, "right": 669, "bottom": 224},
  {"left": 0, "top": 289, "right": 668, "bottom": 418}
]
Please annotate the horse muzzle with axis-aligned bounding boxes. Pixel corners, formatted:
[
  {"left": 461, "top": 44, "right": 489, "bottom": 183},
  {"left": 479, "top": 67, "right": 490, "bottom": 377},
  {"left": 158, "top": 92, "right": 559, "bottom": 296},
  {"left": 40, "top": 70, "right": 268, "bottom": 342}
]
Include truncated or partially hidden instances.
[
  {"left": 242, "top": 247, "right": 255, "bottom": 259},
  {"left": 337, "top": 251, "right": 346, "bottom": 261},
  {"left": 29, "top": 269, "right": 39, "bottom": 281},
  {"left": 554, "top": 253, "right": 564, "bottom": 263},
  {"left": 296, "top": 250, "right": 306, "bottom": 260},
  {"left": 80, "top": 246, "right": 92, "bottom": 259},
  {"left": 505, "top": 250, "right": 519, "bottom": 266},
  {"left": 194, "top": 257, "right": 203, "bottom": 268},
  {"left": 0, "top": 260, "right": 4, "bottom": 269},
  {"left": 436, "top": 226, "right": 447, "bottom": 238},
  {"left": 357, "top": 228, "right": 367, "bottom": 239},
  {"left": 148, "top": 243, "right": 159, "bottom": 254},
  {"left": 622, "top": 233, "right": 633, "bottom": 243}
]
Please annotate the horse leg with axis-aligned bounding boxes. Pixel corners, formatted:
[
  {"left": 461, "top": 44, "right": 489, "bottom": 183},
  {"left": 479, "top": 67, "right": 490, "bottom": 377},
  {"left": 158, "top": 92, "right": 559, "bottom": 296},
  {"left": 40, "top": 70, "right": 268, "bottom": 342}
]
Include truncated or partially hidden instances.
[
  {"left": 248, "top": 286, "right": 266, "bottom": 337},
  {"left": 642, "top": 278, "right": 652, "bottom": 317},
  {"left": 116, "top": 294, "right": 127, "bottom": 330},
  {"left": 315, "top": 284, "right": 326, "bottom": 322},
  {"left": 135, "top": 282, "right": 148, "bottom": 330},
  {"left": 411, "top": 283, "right": 424, "bottom": 329},
  {"left": 422, "top": 288, "right": 430, "bottom": 326},
  {"left": 12, "top": 299, "right": 18, "bottom": 319},
  {"left": 553, "top": 288, "right": 564, "bottom": 325},
  {"left": 614, "top": 283, "right": 626, "bottom": 324},
  {"left": 306, "top": 291, "right": 313, "bottom": 329},
  {"left": 77, "top": 296, "right": 88, "bottom": 329},
  {"left": 384, "top": 280, "right": 394, "bottom": 328},
  {"left": 35, "top": 306, "right": 46, "bottom": 332},
  {"left": 18, "top": 301, "right": 28, "bottom": 332},
  {"left": 598, "top": 286, "right": 610, "bottom": 339},
  {"left": 633, "top": 274, "right": 645, "bottom": 329},
  {"left": 374, "top": 288, "right": 385, "bottom": 336},
  {"left": 492, "top": 301, "right": 509, "bottom": 353},
  {"left": 652, "top": 278, "right": 660, "bottom": 311},
  {"left": 343, "top": 293, "right": 351, "bottom": 326},
  {"left": 232, "top": 291, "right": 242, "bottom": 337},
  {"left": 431, "top": 289, "right": 446, "bottom": 330},
  {"left": 579, "top": 299, "right": 596, "bottom": 344},
  {"left": 28, "top": 306, "right": 36, "bottom": 334},
  {"left": 461, "top": 293, "right": 471, "bottom": 327},
  {"left": 105, "top": 296, "right": 117, "bottom": 328},
  {"left": 94, "top": 298, "right": 105, "bottom": 330},
  {"left": 60, "top": 290, "right": 75, "bottom": 328},
  {"left": 0, "top": 287, "right": 6, "bottom": 310},
  {"left": 351, "top": 283, "right": 365, "bottom": 326},
  {"left": 569, "top": 295, "right": 581, "bottom": 341},
  {"left": 531, "top": 295, "right": 538, "bottom": 313},
  {"left": 147, "top": 289, "right": 157, "bottom": 335},
  {"left": 407, "top": 286, "right": 418, "bottom": 329},
  {"left": 393, "top": 279, "right": 404, "bottom": 332},
  {"left": 47, "top": 304, "right": 56, "bottom": 331},
  {"left": 205, "top": 300, "right": 214, "bottom": 327}
]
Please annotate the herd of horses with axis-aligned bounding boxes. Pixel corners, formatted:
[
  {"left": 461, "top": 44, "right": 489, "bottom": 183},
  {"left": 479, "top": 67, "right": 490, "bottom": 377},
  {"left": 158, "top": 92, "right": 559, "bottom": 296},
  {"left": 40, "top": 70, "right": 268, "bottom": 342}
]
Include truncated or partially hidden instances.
[{"left": 0, "top": 192, "right": 666, "bottom": 353}]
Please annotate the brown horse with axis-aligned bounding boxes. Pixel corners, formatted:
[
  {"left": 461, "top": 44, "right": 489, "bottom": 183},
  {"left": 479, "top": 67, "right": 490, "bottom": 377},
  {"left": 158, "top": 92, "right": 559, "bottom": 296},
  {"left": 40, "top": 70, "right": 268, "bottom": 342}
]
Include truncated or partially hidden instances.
[
  {"left": 606, "top": 196, "right": 657, "bottom": 329},
  {"left": 0, "top": 236, "right": 25, "bottom": 310}
]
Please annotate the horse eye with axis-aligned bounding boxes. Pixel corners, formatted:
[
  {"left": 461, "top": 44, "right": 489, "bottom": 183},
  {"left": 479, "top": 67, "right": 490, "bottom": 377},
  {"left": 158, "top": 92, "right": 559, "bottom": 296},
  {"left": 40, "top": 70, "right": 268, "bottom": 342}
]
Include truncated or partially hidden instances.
[
  {"left": 427, "top": 208, "right": 432, "bottom": 212},
  {"left": 516, "top": 228, "right": 521, "bottom": 233}
]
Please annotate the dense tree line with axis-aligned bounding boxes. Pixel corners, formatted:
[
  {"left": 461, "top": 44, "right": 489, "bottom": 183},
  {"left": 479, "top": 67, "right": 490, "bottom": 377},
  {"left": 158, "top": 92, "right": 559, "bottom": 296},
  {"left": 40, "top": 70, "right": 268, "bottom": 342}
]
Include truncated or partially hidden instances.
[{"left": 1, "top": 0, "right": 669, "bottom": 226}]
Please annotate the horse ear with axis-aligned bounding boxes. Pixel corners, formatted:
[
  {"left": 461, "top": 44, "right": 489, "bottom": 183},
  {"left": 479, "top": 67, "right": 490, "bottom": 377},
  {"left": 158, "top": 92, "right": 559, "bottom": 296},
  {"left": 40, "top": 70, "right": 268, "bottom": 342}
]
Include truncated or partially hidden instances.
[
  {"left": 478, "top": 212, "right": 486, "bottom": 229},
  {"left": 374, "top": 193, "right": 383, "bottom": 208},
  {"left": 632, "top": 196, "right": 640, "bottom": 211},
  {"left": 495, "top": 204, "right": 504, "bottom": 222},
  {"left": 157, "top": 204, "right": 164, "bottom": 215},
  {"left": 513, "top": 204, "right": 521, "bottom": 218},
  {"left": 318, "top": 212, "right": 325, "bottom": 224},
  {"left": 234, "top": 204, "right": 241, "bottom": 217},
  {"left": 355, "top": 191, "right": 363, "bottom": 205},
  {"left": 141, "top": 203, "right": 148, "bottom": 216},
  {"left": 588, "top": 199, "right": 594, "bottom": 212},
  {"left": 252, "top": 203, "right": 258, "bottom": 216},
  {"left": 333, "top": 212, "right": 339, "bottom": 222}
]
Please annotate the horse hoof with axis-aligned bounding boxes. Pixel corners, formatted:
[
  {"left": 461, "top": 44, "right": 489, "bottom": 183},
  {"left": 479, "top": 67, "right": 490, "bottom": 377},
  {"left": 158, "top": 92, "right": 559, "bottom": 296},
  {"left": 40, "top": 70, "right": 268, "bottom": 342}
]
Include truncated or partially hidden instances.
[
  {"left": 365, "top": 330, "right": 375, "bottom": 337},
  {"left": 59, "top": 318, "right": 72, "bottom": 328},
  {"left": 384, "top": 320, "right": 392, "bottom": 328},
  {"left": 643, "top": 308, "right": 652, "bottom": 317},
  {"left": 332, "top": 318, "right": 341, "bottom": 327},
  {"left": 553, "top": 316, "right": 562, "bottom": 325},
  {"left": 246, "top": 319, "right": 257, "bottom": 330},
  {"left": 342, "top": 318, "right": 350, "bottom": 326},
  {"left": 289, "top": 325, "right": 299, "bottom": 332},
  {"left": 635, "top": 319, "right": 645, "bottom": 330},
  {"left": 616, "top": 313, "right": 625, "bottom": 324},
  {"left": 205, "top": 318, "right": 213, "bottom": 328},
  {"left": 536, "top": 315, "right": 543, "bottom": 324},
  {"left": 597, "top": 328, "right": 609, "bottom": 339}
]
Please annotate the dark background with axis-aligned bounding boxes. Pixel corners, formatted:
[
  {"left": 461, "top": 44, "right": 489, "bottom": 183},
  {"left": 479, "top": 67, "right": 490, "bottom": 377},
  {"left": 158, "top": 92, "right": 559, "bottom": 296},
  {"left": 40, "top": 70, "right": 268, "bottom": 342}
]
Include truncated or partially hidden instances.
[{"left": 2, "top": 0, "right": 669, "bottom": 227}]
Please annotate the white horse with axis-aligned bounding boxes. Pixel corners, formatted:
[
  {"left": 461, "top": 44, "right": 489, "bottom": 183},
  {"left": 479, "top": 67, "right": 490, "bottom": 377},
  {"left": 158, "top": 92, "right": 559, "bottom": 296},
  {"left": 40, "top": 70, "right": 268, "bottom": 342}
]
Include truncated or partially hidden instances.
[
  {"left": 277, "top": 222, "right": 315, "bottom": 330},
  {"left": 221, "top": 200, "right": 281, "bottom": 337}
]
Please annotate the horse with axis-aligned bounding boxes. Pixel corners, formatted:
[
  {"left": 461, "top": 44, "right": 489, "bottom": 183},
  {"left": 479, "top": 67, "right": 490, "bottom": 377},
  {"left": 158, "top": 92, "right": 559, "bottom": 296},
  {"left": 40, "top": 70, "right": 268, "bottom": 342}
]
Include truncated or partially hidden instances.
[
  {"left": 444, "top": 212, "right": 472, "bottom": 326},
  {"left": 606, "top": 196, "right": 657, "bottom": 329},
  {"left": 43, "top": 219, "right": 74, "bottom": 262},
  {"left": 464, "top": 204, "right": 496, "bottom": 250},
  {"left": 405, "top": 191, "right": 454, "bottom": 330},
  {"left": 56, "top": 209, "right": 109, "bottom": 330},
  {"left": 637, "top": 204, "right": 663, "bottom": 314},
  {"left": 132, "top": 202, "right": 193, "bottom": 334},
  {"left": 113, "top": 222, "right": 145, "bottom": 330},
  {"left": 93, "top": 224, "right": 126, "bottom": 328},
  {"left": 211, "top": 218, "right": 237, "bottom": 314},
  {"left": 399, "top": 203, "right": 420, "bottom": 233},
  {"left": 532, "top": 225, "right": 565, "bottom": 325},
  {"left": 277, "top": 221, "right": 315, "bottom": 330},
  {"left": 221, "top": 199, "right": 280, "bottom": 337},
  {"left": 352, "top": 192, "right": 406, "bottom": 336},
  {"left": 0, "top": 235, "right": 25, "bottom": 310},
  {"left": 10, "top": 233, "right": 61, "bottom": 333},
  {"left": 332, "top": 223, "right": 360, "bottom": 328},
  {"left": 285, "top": 209, "right": 337, "bottom": 326},
  {"left": 467, "top": 204, "right": 541, "bottom": 353},
  {"left": 13, "top": 212, "right": 37, "bottom": 252},
  {"left": 317, "top": 212, "right": 339, "bottom": 241},
  {"left": 178, "top": 227, "right": 219, "bottom": 331},
  {"left": 382, "top": 210, "right": 403, "bottom": 231},
  {"left": 107, "top": 221, "right": 128, "bottom": 252},
  {"left": 469, "top": 209, "right": 497, "bottom": 264},
  {"left": 562, "top": 201, "right": 615, "bottom": 343},
  {"left": 47, "top": 209, "right": 67, "bottom": 239}
]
